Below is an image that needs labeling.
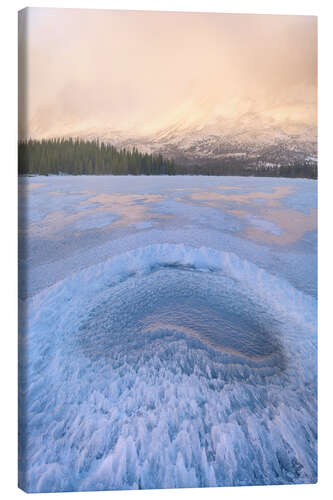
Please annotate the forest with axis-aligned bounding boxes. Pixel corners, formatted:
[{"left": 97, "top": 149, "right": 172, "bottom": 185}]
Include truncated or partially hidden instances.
[
  {"left": 18, "top": 138, "right": 317, "bottom": 178},
  {"left": 18, "top": 138, "right": 176, "bottom": 176}
]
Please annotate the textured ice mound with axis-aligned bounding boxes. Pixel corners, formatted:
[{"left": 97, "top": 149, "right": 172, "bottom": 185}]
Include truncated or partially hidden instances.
[{"left": 19, "top": 244, "right": 317, "bottom": 492}]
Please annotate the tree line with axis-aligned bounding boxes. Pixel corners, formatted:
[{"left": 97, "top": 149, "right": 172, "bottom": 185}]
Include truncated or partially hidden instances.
[
  {"left": 18, "top": 138, "right": 177, "bottom": 176},
  {"left": 176, "top": 160, "right": 317, "bottom": 179},
  {"left": 18, "top": 138, "right": 317, "bottom": 179}
]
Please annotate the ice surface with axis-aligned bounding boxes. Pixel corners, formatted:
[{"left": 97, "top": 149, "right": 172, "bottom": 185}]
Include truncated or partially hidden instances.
[
  {"left": 243, "top": 216, "right": 282, "bottom": 235},
  {"left": 18, "top": 176, "right": 317, "bottom": 492}
]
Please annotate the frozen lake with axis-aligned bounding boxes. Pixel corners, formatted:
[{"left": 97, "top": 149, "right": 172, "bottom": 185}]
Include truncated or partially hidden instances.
[{"left": 18, "top": 176, "right": 317, "bottom": 492}]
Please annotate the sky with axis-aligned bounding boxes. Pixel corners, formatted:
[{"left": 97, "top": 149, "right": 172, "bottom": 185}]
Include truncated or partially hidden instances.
[{"left": 19, "top": 8, "right": 317, "bottom": 140}]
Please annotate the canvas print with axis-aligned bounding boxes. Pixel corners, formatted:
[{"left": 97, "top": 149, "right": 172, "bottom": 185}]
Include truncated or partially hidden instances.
[{"left": 18, "top": 8, "right": 317, "bottom": 493}]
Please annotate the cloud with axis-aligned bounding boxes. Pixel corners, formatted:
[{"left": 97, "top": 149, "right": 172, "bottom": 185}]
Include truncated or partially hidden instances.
[{"left": 19, "top": 8, "right": 317, "bottom": 139}]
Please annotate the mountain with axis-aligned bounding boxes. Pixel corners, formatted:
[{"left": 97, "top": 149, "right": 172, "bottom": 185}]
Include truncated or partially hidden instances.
[{"left": 27, "top": 111, "right": 317, "bottom": 170}]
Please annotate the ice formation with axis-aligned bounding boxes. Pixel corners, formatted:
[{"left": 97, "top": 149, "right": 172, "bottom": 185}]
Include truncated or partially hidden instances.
[{"left": 18, "top": 176, "right": 317, "bottom": 492}]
